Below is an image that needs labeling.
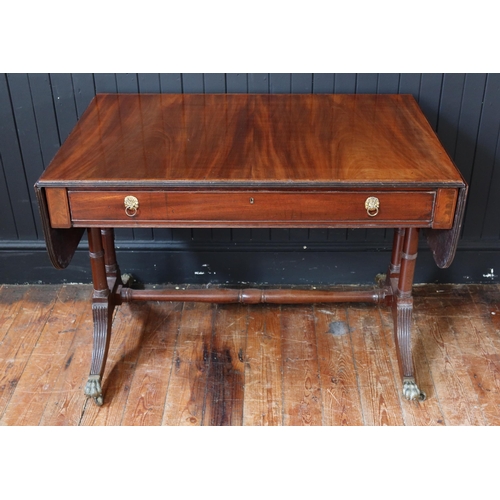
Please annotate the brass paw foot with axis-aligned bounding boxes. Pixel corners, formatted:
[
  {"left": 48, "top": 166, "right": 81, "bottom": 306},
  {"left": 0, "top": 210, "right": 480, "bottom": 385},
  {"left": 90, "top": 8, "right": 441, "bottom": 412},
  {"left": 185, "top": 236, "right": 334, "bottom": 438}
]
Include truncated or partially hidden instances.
[
  {"left": 402, "top": 378, "right": 426, "bottom": 401},
  {"left": 84, "top": 375, "right": 104, "bottom": 406}
]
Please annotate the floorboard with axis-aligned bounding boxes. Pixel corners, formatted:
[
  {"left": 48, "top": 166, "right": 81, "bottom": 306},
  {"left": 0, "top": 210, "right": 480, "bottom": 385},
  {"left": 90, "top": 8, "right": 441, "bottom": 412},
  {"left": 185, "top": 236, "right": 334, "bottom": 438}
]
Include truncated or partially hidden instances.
[
  {"left": 1, "top": 285, "right": 89, "bottom": 425},
  {"left": 0, "top": 286, "right": 60, "bottom": 421},
  {"left": 121, "top": 301, "right": 183, "bottom": 426},
  {"left": 347, "top": 303, "right": 404, "bottom": 426},
  {"left": 280, "top": 305, "right": 323, "bottom": 426},
  {"left": 243, "top": 305, "right": 283, "bottom": 425},
  {"left": 314, "top": 304, "right": 364, "bottom": 425},
  {"left": 1, "top": 283, "right": 500, "bottom": 426},
  {"left": 161, "top": 301, "right": 215, "bottom": 426}
]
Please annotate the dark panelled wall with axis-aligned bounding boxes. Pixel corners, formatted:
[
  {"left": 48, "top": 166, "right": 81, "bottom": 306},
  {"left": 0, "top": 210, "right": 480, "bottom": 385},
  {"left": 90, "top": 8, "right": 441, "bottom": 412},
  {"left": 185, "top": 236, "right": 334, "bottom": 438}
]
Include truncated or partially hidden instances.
[{"left": 1, "top": 73, "right": 500, "bottom": 285}]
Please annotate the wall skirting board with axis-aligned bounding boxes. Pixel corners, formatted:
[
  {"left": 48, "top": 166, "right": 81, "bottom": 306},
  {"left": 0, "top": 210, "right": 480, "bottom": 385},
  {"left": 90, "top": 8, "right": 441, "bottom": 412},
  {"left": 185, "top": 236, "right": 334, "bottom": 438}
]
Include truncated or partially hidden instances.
[{"left": 1, "top": 241, "right": 499, "bottom": 285}]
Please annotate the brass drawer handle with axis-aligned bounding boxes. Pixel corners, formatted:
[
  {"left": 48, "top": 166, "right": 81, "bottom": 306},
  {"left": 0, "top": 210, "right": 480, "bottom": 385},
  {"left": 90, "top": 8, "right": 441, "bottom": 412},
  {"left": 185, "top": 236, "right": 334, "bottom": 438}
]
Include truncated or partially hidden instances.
[
  {"left": 124, "top": 195, "right": 139, "bottom": 217},
  {"left": 365, "top": 196, "right": 379, "bottom": 217}
]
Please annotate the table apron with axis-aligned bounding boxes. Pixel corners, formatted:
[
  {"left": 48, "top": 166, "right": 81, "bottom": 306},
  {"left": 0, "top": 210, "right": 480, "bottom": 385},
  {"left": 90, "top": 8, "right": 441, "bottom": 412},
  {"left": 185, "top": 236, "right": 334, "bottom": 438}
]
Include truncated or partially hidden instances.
[{"left": 67, "top": 190, "right": 439, "bottom": 228}]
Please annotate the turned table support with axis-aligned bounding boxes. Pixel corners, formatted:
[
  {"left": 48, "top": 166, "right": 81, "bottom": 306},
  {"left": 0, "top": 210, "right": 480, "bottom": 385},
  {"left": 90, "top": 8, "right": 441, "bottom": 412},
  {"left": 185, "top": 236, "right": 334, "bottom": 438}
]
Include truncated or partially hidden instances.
[
  {"left": 84, "top": 227, "right": 121, "bottom": 406},
  {"left": 391, "top": 227, "right": 426, "bottom": 401},
  {"left": 83, "top": 225, "right": 429, "bottom": 406}
]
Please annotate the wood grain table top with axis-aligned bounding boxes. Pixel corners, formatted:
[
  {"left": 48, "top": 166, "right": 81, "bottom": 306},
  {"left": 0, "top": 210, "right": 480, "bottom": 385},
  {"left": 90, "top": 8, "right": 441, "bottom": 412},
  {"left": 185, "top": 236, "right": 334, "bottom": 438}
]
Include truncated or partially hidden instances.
[{"left": 37, "top": 93, "right": 465, "bottom": 189}]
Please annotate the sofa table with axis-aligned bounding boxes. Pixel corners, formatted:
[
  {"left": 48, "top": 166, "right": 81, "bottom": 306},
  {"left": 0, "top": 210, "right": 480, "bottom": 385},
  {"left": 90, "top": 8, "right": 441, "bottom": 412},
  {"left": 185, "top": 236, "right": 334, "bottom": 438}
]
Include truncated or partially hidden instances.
[{"left": 35, "top": 93, "right": 467, "bottom": 406}]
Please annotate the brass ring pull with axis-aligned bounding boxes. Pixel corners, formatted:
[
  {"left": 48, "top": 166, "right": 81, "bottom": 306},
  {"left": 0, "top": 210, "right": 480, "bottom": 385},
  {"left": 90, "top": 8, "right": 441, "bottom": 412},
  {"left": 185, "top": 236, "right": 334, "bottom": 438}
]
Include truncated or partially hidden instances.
[
  {"left": 365, "top": 196, "right": 380, "bottom": 217},
  {"left": 124, "top": 195, "right": 139, "bottom": 217}
]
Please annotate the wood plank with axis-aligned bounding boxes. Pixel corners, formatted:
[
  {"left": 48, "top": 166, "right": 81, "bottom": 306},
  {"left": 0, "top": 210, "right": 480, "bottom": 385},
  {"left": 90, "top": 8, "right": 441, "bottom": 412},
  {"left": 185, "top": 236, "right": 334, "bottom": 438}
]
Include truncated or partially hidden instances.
[
  {"left": 291, "top": 74, "right": 312, "bottom": 93},
  {"left": 0, "top": 154, "right": 17, "bottom": 239},
  {"left": 38, "top": 302, "right": 94, "bottom": 426},
  {"left": 7, "top": 72, "right": 46, "bottom": 181},
  {"left": 202, "top": 304, "right": 247, "bottom": 426},
  {"left": 481, "top": 131, "right": 500, "bottom": 239},
  {"left": 269, "top": 73, "right": 290, "bottom": 93},
  {"left": 50, "top": 73, "right": 78, "bottom": 143},
  {"left": 436, "top": 73, "right": 466, "bottom": 158},
  {"left": 243, "top": 304, "right": 283, "bottom": 426},
  {"left": 0, "top": 285, "right": 90, "bottom": 425},
  {"left": 79, "top": 301, "right": 152, "bottom": 426},
  {"left": 161, "top": 301, "right": 215, "bottom": 426},
  {"left": 377, "top": 74, "right": 400, "bottom": 94},
  {"left": 120, "top": 301, "right": 183, "bottom": 426},
  {"left": 450, "top": 315, "right": 500, "bottom": 425},
  {"left": 462, "top": 73, "right": 500, "bottom": 239},
  {"left": 94, "top": 73, "right": 117, "bottom": 93},
  {"left": 468, "top": 284, "right": 500, "bottom": 319},
  {"left": 356, "top": 73, "right": 378, "bottom": 93},
  {"left": 414, "top": 311, "right": 487, "bottom": 425},
  {"left": 413, "top": 284, "right": 480, "bottom": 320},
  {"left": 347, "top": 302, "right": 404, "bottom": 426},
  {"left": 314, "top": 303, "right": 364, "bottom": 426},
  {"left": 4, "top": 284, "right": 500, "bottom": 425},
  {"left": 454, "top": 74, "right": 487, "bottom": 185},
  {"left": 159, "top": 73, "right": 182, "bottom": 93},
  {"left": 399, "top": 73, "right": 421, "bottom": 98},
  {"left": 452, "top": 285, "right": 500, "bottom": 425},
  {"left": 312, "top": 74, "right": 334, "bottom": 94},
  {"left": 247, "top": 73, "right": 269, "bottom": 93},
  {"left": 138, "top": 74, "right": 160, "bottom": 93},
  {"left": 417, "top": 73, "right": 443, "bottom": 130},
  {"left": 28, "top": 73, "right": 61, "bottom": 167},
  {"left": 281, "top": 305, "right": 322, "bottom": 426},
  {"left": 71, "top": 73, "right": 95, "bottom": 118},
  {"left": 0, "top": 75, "right": 37, "bottom": 240},
  {"left": 182, "top": 73, "right": 204, "bottom": 93},
  {"left": 411, "top": 284, "right": 491, "bottom": 425},
  {"left": 204, "top": 74, "right": 226, "bottom": 93},
  {"left": 0, "top": 285, "right": 60, "bottom": 419},
  {"left": 226, "top": 73, "right": 247, "bottom": 93},
  {"left": 0, "top": 285, "right": 29, "bottom": 343},
  {"left": 378, "top": 306, "right": 445, "bottom": 426},
  {"left": 334, "top": 73, "right": 356, "bottom": 93}
]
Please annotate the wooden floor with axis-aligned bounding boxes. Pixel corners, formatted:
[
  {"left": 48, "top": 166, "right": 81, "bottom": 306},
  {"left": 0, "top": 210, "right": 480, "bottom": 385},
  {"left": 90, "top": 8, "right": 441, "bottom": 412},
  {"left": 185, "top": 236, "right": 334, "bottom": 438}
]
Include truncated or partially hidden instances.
[{"left": 1, "top": 283, "right": 499, "bottom": 426}]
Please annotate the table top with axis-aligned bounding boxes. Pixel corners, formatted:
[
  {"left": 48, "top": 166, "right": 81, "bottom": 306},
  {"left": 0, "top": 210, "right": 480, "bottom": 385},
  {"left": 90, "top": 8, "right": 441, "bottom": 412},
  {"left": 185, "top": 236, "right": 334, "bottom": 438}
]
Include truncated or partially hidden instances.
[{"left": 37, "top": 93, "right": 465, "bottom": 189}]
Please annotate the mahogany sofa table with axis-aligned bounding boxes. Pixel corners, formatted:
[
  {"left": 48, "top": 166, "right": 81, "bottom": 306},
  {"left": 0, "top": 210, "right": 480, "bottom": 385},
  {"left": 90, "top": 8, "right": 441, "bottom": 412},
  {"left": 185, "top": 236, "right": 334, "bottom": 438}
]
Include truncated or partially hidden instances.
[{"left": 35, "top": 93, "right": 467, "bottom": 406}]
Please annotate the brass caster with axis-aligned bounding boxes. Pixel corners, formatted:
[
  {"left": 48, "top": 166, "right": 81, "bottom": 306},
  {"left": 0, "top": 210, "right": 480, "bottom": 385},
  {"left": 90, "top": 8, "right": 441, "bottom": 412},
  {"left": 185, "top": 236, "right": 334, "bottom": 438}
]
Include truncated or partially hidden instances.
[
  {"left": 84, "top": 375, "right": 104, "bottom": 406},
  {"left": 375, "top": 273, "right": 387, "bottom": 286},
  {"left": 402, "top": 378, "right": 426, "bottom": 401}
]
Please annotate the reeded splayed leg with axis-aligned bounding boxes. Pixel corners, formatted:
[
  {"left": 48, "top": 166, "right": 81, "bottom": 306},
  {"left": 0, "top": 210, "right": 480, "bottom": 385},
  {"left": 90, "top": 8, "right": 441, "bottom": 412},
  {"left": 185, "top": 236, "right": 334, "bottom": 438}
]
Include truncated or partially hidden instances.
[
  {"left": 393, "top": 227, "right": 426, "bottom": 401},
  {"left": 84, "top": 227, "right": 114, "bottom": 406}
]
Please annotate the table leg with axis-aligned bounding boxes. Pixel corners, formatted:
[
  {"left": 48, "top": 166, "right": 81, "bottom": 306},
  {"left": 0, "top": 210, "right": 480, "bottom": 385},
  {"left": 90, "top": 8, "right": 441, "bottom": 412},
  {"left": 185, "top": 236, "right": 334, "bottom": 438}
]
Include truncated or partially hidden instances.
[
  {"left": 84, "top": 227, "right": 114, "bottom": 406},
  {"left": 393, "top": 227, "right": 426, "bottom": 401},
  {"left": 101, "top": 229, "right": 121, "bottom": 282},
  {"left": 389, "top": 228, "right": 405, "bottom": 281}
]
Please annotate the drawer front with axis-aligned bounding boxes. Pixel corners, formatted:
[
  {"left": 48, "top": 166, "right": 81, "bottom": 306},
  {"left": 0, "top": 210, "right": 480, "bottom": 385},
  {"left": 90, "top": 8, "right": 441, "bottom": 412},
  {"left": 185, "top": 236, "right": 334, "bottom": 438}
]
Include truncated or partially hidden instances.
[{"left": 68, "top": 190, "right": 437, "bottom": 227}]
